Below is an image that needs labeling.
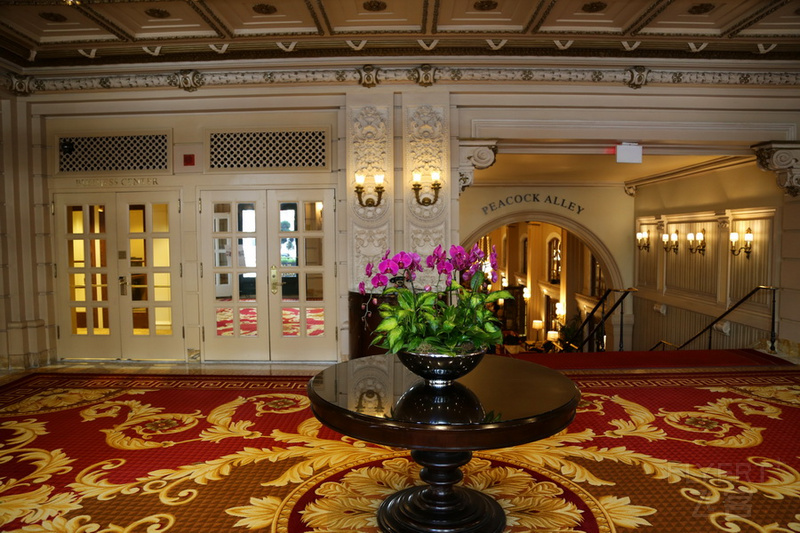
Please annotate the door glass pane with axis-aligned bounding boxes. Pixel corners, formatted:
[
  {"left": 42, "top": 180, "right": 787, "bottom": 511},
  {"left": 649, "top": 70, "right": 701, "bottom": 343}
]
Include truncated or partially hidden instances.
[
  {"left": 306, "top": 273, "right": 323, "bottom": 300},
  {"left": 215, "top": 273, "right": 231, "bottom": 301},
  {"left": 238, "top": 238, "right": 257, "bottom": 267},
  {"left": 215, "top": 238, "right": 231, "bottom": 267},
  {"left": 67, "top": 206, "right": 84, "bottom": 234},
  {"left": 154, "top": 273, "right": 171, "bottom": 301},
  {"left": 280, "top": 203, "right": 298, "bottom": 232},
  {"left": 72, "top": 307, "right": 87, "bottom": 334},
  {"left": 93, "top": 307, "right": 110, "bottom": 335},
  {"left": 155, "top": 307, "right": 172, "bottom": 335},
  {"left": 281, "top": 273, "right": 299, "bottom": 301},
  {"left": 90, "top": 239, "right": 106, "bottom": 267},
  {"left": 238, "top": 203, "right": 256, "bottom": 232},
  {"left": 306, "top": 308, "right": 324, "bottom": 336},
  {"left": 282, "top": 307, "right": 299, "bottom": 337},
  {"left": 129, "top": 205, "right": 146, "bottom": 232},
  {"left": 305, "top": 238, "right": 322, "bottom": 266},
  {"left": 70, "top": 273, "right": 86, "bottom": 301},
  {"left": 89, "top": 205, "right": 105, "bottom": 234},
  {"left": 304, "top": 201, "right": 323, "bottom": 231},
  {"left": 240, "top": 308, "right": 257, "bottom": 337},
  {"left": 69, "top": 240, "right": 85, "bottom": 268},
  {"left": 239, "top": 274, "right": 256, "bottom": 301},
  {"left": 281, "top": 238, "right": 297, "bottom": 266},
  {"left": 216, "top": 307, "right": 233, "bottom": 336},
  {"left": 92, "top": 273, "right": 108, "bottom": 301},
  {"left": 152, "top": 204, "right": 169, "bottom": 232},
  {"left": 214, "top": 204, "right": 231, "bottom": 231},
  {"left": 131, "top": 274, "right": 148, "bottom": 301},
  {"left": 132, "top": 308, "right": 149, "bottom": 335},
  {"left": 130, "top": 238, "right": 146, "bottom": 267},
  {"left": 153, "top": 238, "right": 170, "bottom": 267}
]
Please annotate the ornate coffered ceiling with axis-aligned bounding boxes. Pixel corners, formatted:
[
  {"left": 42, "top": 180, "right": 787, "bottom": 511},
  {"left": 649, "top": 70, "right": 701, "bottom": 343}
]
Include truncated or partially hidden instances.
[{"left": 0, "top": 0, "right": 798, "bottom": 71}]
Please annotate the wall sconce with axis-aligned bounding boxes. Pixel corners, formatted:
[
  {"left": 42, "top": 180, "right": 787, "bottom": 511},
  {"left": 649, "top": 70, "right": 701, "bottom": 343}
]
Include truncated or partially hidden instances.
[
  {"left": 412, "top": 171, "right": 441, "bottom": 206},
  {"left": 661, "top": 230, "right": 678, "bottom": 254},
  {"left": 635, "top": 230, "right": 650, "bottom": 251},
  {"left": 354, "top": 173, "right": 384, "bottom": 208},
  {"left": 730, "top": 228, "right": 753, "bottom": 258},
  {"left": 687, "top": 229, "right": 706, "bottom": 255}
]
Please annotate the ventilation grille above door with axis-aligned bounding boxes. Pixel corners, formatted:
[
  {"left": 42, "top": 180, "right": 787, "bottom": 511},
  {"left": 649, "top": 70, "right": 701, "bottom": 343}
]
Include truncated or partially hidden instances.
[
  {"left": 58, "top": 134, "right": 170, "bottom": 173},
  {"left": 208, "top": 129, "right": 328, "bottom": 170}
]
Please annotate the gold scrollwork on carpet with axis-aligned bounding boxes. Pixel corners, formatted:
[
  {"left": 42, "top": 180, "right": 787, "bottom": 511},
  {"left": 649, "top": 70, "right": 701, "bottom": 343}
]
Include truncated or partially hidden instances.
[
  {"left": 0, "top": 419, "right": 81, "bottom": 527},
  {"left": 9, "top": 513, "right": 176, "bottom": 533},
  {"left": 0, "top": 388, "right": 144, "bottom": 417},
  {"left": 709, "top": 512, "right": 800, "bottom": 532},
  {"left": 704, "top": 385, "right": 800, "bottom": 408},
  {"left": 79, "top": 393, "right": 310, "bottom": 450}
]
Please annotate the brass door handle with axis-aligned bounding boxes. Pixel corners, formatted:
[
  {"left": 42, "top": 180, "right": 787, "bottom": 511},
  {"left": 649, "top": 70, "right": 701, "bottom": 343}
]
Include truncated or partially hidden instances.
[
  {"left": 119, "top": 276, "right": 128, "bottom": 296},
  {"left": 270, "top": 265, "right": 285, "bottom": 294}
]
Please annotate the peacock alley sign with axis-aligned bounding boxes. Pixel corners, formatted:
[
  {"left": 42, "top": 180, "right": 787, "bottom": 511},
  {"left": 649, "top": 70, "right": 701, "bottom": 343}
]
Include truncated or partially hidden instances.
[{"left": 481, "top": 193, "right": 585, "bottom": 215}]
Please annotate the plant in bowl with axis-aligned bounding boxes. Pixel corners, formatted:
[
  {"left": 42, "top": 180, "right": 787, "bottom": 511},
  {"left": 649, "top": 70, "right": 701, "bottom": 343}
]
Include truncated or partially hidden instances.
[{"left": 359, "top": 244, "right": 512, "bottom": 385}]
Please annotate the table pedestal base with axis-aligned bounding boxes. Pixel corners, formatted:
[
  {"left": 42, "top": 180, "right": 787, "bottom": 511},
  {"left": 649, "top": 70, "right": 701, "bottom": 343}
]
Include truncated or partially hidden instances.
[{"left": 377, "top": 450, "right": 505, "bottom": 533}]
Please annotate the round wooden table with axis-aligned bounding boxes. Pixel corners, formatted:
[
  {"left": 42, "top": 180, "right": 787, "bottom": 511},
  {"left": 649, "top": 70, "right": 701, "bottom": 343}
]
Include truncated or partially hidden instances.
[{"left": 307, "top": 353, "right": 581, "bottom": 533}]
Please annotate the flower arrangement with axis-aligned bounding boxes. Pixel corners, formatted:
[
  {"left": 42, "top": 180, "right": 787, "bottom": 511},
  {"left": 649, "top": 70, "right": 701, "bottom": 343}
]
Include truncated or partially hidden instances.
[{"left": 359, "top": 244, "right": 513, "bottom": 356}]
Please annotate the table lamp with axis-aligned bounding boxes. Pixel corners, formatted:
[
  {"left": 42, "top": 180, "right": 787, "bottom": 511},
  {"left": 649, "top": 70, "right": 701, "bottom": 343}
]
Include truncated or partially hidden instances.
[{"left": 532, "top": 319, "right": 544, "bottom": 341}]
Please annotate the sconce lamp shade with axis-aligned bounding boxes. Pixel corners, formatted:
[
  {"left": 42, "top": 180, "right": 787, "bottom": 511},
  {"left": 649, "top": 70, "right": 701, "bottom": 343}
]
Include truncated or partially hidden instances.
[
  {"left": 532, "top": 319, "right": 544, "bottom": 331},
  {"left": 546, "top": 330, "right": 559, "bottom": 342}
]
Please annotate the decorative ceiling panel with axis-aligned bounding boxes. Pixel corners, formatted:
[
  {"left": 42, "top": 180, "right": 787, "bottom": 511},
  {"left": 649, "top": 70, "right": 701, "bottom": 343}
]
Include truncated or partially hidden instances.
[{"left": 0, "top": 0, "right": 797, "bottom": 69}]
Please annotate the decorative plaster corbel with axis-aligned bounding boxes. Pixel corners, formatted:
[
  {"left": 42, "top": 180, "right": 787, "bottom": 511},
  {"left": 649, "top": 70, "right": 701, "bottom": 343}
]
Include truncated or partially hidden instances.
[
  {"left": 169, "top": 70, "right": 204, "bottom": 92},
  {"left": 458, "top": 142, "right": 497, "bottom": 193},
  {"left": 752, "top": 141, "right": 800, "bottom": 196},
  {"left": 358, "top": 65, "right": 380, "bottom": 88},
  {"left": 625, "top": 66, "right": 649, "bottom": 89},
  {"left": 5, "top": 73, "right": 38, "bottom": 96},
  {"left": 412, "top": 64, "right": 436, "bottom": 87},
  {"left": 624, "top": 184, "right": 637, "bottom": 197}
]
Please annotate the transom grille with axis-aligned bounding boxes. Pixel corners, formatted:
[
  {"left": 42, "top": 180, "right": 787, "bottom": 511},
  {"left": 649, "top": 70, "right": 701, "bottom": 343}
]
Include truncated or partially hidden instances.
[
  {"left": 58, "top": 134, "right": 169, "bottom": 173},
  {"left": 209, "top": 129, "right": 328, "bottom": 170}
]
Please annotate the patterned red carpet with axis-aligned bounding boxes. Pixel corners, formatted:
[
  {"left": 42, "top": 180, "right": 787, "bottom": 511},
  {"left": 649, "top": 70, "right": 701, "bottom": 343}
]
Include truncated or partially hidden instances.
[{"left": 2, "top": 366, "right": 799, "bottom": 532}]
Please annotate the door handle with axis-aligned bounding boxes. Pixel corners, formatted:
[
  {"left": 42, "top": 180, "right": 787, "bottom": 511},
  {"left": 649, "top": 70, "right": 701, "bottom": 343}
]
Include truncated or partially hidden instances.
[
  {"left": 119, "top": 276, "right": 128, "bottom": 296},
  {"left": 270, "top": 265, "right": 284, "bottom": 295}
]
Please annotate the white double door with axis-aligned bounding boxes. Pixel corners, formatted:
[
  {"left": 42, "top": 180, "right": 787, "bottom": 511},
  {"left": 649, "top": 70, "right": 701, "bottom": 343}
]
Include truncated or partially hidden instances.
[
  {"left": 54, "top": 191, "right": 184, "bottom": 360},
  {"left": 200, "top": 189, "right": 336, "bottom": 361}
]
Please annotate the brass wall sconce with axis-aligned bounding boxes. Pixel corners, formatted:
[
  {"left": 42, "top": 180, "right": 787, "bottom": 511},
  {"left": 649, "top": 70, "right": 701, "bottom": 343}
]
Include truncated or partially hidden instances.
[
  {"left": 354, "top": 173, "right": 384, "bottom": 208},
  {"left": 412, "top": 171, "right": 441, "bottom": 206},
  {"left": 730, "top": 228, "right": 753, "bottom": 258},
  {"left": 661, "top": 230, "right": 678, "bottom": 254},
  {"left": 687, "top": 229, "right": 706, "bottom": 255},
  {"left": 635, "top": 230, "right": 650, "bottom": 251}
]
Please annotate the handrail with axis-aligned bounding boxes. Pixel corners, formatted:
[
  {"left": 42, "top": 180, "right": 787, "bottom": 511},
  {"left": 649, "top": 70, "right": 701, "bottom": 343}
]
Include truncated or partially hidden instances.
[
  {"left": 649, "top": 285, "right": 778, "bottom": 352},
  {"left": 562, "top": 288, "right": 637, "bottom": 352}
]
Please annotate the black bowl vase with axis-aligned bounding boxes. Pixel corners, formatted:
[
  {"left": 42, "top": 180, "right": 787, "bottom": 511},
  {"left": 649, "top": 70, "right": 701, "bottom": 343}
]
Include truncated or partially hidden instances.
[
  {"left": 392, "top": 381, "right": 486, "bottom": 425},
  {"left": 397, "top": 350, "right": 485, "bottom": 388}
]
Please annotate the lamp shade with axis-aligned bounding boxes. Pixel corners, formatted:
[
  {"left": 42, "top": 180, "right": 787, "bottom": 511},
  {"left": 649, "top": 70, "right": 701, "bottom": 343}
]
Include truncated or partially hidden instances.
[
  {"left": 546, "top": 330, "right": 559, "bottom": 342},
  {"left": 532, "top": 319, "right": 544, "bottom": 331}
]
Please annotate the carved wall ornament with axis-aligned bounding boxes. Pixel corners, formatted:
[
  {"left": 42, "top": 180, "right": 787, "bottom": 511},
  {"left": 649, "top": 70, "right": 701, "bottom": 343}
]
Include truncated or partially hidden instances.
[
  {"left": 169, "top": 70, "right": 205, "bottom": 92},
  {"left": 358, "top": 65, "right": 380, "bottom": 88},
  {"left": 7, "top": 65, "right": 798, "bottom": 95},
  {"left": 625, "top": 66, "right": 649, "bottom": 89},
  {"left": 351, "top": 105, "right": 391, "bottom": 220},
  {"left": 413, "top": 64, "right": 436, "bottom": 87},
  {"left": 406, "top": 104, "right": 447, "bottom": 220},
  {"left": 467, "top": 145, "right": 497, "bottom": 170},
  {"left": 5, "top": 73, "right": 38, "bottom": 96},
  {"left": 752, "top": 141, "right": 800, "bottom": 196}
]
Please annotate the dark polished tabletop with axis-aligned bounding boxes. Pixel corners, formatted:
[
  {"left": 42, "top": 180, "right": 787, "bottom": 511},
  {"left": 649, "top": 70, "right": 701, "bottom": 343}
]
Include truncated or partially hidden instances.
[{"left": 307, "top": 353, "right": 581, "bottom": 451}]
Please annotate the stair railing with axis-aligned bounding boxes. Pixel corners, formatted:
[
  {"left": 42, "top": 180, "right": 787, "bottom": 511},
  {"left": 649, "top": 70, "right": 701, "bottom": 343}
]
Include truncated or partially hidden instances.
[
  {"left": 649, "top": 285, "right": 778, "bottom": 352},
  {"left": 562, "top": 288, "right": 638, "bottom": 352}
]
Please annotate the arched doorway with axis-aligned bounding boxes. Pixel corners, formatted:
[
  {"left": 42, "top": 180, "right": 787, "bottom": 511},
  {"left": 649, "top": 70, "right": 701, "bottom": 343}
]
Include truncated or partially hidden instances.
[{"left": 463, "top": 212, "right": 630, "bottom": 353}]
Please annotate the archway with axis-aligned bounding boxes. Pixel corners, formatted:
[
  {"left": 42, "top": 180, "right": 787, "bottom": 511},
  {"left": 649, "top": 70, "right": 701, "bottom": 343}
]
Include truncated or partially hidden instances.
[{"left": 462, "top": 210, "right": 630, "bottom": 353}]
